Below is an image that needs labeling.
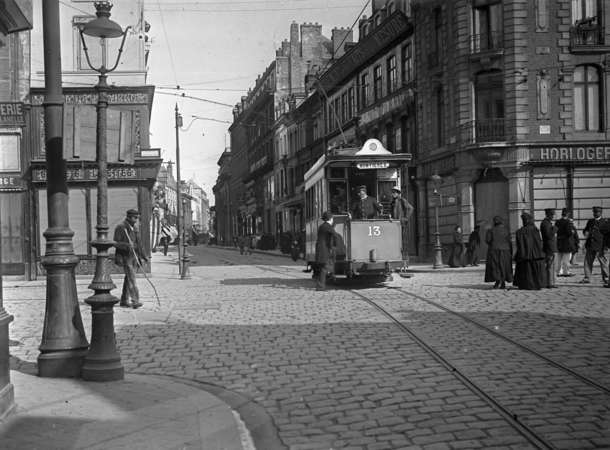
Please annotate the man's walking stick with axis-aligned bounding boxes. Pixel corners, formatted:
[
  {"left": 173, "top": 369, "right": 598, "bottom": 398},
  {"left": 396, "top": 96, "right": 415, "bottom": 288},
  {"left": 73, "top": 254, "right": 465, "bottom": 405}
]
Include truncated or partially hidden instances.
[{"left": 124, "top": 229, "right": 161, "bottom": 307}]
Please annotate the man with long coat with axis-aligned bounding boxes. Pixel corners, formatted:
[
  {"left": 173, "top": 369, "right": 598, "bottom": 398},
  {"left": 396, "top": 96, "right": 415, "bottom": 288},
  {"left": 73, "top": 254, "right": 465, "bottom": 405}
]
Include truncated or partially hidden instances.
[
  {"left": 514, "top": 211, "right": 547, "bottom": 290},
  {"left": 389, "top": 186, "right": 414, "bottom": 261},
  {"left": 540, "top": 208, "right": 558, "bottom": 288},
  {"left": 114, "top": 209, "right": 147, "bottom": 308},
  {"left": 314, "top": 211, "right": 337, "bottom": 291}
]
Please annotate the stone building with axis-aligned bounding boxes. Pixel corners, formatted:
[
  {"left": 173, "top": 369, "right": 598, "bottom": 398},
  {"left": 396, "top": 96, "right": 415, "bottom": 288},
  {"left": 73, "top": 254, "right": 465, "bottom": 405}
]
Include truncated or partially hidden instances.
[
  {"left": 0, "top": 0, "right": 32, "bottom": 420},
  {"left": 412, "top": 0, "right": 610, "bottom": 258}
]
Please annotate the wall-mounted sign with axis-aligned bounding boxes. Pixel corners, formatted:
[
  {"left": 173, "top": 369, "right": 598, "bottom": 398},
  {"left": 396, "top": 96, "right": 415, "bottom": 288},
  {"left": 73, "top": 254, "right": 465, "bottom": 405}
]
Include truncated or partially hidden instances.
[
  {"left": 356, "top": 161, "right": 390, "bottom": 170},
  {"left": 0, "top": 102, "right": 25, "bottom": 126},
  {"left": 0, "top": 174, "right": 24, "bottom": 190},
  {"left": 31, "top": 93, "right": 150, "bottom": 106},
  {"left": 33, "top": 166, "right": 139, "bottom": 182},
  {"left": 531, "top": 144, "right": 610, "bottom": 162}
]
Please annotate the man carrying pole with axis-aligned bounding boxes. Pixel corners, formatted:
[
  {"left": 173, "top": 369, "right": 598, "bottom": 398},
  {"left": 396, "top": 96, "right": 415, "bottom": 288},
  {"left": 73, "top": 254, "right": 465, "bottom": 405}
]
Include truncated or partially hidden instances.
[{"left": 113, "top": 209, "right": 147, "bottom": 308}]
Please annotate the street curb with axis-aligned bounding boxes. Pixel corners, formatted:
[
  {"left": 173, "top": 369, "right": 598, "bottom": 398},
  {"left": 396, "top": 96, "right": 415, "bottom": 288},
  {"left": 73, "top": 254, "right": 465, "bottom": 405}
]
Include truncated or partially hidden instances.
[{"left": 135, "top": 372, "right": 287, "bottom": 450}]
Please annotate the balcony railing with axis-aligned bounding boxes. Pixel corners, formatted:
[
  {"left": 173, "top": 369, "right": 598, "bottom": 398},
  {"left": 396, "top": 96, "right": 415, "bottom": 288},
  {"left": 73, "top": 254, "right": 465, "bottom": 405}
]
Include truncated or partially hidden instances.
[
  {"left": 570, "top": 22, "right": 603, "bottom": 46},
  {"left": 471, "top": 31, "right": 503, "bottom": 53},
  {"left": 460, "top": 118, "right": 507, "bottom": 144}
]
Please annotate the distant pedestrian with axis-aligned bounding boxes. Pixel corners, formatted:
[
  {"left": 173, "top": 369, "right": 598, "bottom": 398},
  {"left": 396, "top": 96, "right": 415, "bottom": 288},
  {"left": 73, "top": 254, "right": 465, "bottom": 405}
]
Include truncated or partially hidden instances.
[
  {"left": 114, "top": 209, "right": 147, "bottom": 308},
  {"left": 159, "top": 219, "right": 171, "bottom": 256},
  {"left": 484, "top": 217, "right": 513, "bottom": 289},
  {"left": 466, "top": 225, "right": 481, "bottom": 266},
  {"left": 238, "top": 235, "right": 247, "bottom": 255},
  {"left": 513, "top": 211, "right": 547, "bottom": 290},
  {"left": 580, "top": 206, "right": 609, "bottom": 285},
  {"left": 314, "top": 211, "right": 337, "bottom": 291},
  {"left": 555, "top": 208, "right": 577, "bottom": 277},
  {"left": 540, "top": 208, "right": 558, "bottom": 288},
  {"left": 448, "top": 225, "right": 465, "bottom": 268}
]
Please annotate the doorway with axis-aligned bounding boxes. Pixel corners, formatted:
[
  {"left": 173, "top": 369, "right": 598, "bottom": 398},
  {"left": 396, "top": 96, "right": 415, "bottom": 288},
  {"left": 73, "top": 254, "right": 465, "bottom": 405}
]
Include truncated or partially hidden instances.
[{"left": 474, "top": 168, "right": 509, "bottom": 260}]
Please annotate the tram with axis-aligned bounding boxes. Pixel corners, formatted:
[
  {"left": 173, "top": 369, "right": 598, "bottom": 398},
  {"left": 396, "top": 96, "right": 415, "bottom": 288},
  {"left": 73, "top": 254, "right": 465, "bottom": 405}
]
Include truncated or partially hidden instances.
[{"left": 304, "top": 139, "right": 412, "bottom": 280}]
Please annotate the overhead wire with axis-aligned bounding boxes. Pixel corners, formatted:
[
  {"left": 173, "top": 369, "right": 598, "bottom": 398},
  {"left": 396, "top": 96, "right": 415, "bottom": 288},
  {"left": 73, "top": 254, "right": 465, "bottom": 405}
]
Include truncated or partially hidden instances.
[{"left": 156, "top": 0, "right": 179, "bottom": 88}]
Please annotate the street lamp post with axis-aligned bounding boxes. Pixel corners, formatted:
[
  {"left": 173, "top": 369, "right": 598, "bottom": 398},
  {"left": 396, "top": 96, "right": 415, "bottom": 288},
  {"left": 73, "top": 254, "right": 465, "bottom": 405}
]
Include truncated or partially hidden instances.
[
  {"left": 78, "top": 1, "right": 130, "bottom": 381},
  {"left": 182, "top": 197, "right": 191, "bottom": 279},
  {"left": 430, "top": 174, "right": 444, "bottom": 269},
  {"left": 38, "top": 0, "right": 89, "bottom": 378}
]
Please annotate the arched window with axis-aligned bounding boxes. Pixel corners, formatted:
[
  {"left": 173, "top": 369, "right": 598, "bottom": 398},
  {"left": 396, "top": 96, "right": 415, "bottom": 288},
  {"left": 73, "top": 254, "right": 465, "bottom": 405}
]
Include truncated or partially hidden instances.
[{"left": 573, "top": 65, "right": 601, "bottom": 131}]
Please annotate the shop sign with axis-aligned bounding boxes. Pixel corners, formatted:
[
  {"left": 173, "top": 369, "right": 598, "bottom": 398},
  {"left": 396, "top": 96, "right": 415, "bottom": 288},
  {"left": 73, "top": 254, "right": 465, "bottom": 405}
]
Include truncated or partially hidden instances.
[
  {"left": 0, "top": 174, "right": 24, "bottom": 190},
  {"left": 356, "top": 161, "right": 390, "bottom": 170},
  {"left": 532, "top": 144, "right": 610, "bottom": 162},
  {"left": 30, "top": 92, "right": 149, "bottom": 106},
  {"left": 0, "top": 102, "right": 25, "bottom": 126},
  {"left": 360, "top": 92, "right": 409, "bottom": 125},
  {"left": 33, "top": 167, "right": 139, "bottom": 182}
]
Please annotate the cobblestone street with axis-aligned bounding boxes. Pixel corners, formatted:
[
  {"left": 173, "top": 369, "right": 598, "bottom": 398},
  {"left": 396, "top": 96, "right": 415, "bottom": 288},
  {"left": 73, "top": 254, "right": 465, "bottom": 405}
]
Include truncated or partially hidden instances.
[{"left": 4, "top": 246, "right": 610, "bottom": 449}]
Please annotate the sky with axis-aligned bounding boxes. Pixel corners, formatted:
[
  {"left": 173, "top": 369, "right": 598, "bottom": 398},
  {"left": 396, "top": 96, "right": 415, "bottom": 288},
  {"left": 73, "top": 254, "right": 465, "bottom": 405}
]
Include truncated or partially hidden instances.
[{"left": 145, "top": 0, "right": 370, "bottom": 205}]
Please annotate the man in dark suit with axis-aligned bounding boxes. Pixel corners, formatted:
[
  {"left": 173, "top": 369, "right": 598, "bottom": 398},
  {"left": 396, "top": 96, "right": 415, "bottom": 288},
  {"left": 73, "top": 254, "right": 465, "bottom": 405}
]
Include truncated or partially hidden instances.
[
  {"left": 540, "top": 208, "right": 558, "bottom": 288},
  {"left": 580, "top": 206, "right": 609, "bottom": 285},
  {"left": 389, "top": 186, "right": 414, "bottom": 262},
  {"left": 314, "top": 211, "right": 337, "bottom": 291},
  {"left": 114, "top": 209, "right": 147, "bottom": 308},
  {"left": 351, "top": 185, "right": 382, "bottom": 219}
]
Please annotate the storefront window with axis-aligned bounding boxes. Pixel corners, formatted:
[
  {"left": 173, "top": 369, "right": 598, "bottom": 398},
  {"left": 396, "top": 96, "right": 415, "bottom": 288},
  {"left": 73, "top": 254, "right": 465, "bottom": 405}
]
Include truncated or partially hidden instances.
[
  {"left": 0, "top": 134, "right": 20, "bottom": 171},
  {"left": 573, "top": 65, "right": 600, "bottom": 131}
]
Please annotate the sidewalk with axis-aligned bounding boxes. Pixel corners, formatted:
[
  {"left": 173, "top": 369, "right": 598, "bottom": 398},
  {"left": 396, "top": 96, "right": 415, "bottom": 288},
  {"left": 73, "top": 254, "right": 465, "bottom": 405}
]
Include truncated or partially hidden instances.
[{"left": 1, "top": 371, "right": 251, "bottom": 450}]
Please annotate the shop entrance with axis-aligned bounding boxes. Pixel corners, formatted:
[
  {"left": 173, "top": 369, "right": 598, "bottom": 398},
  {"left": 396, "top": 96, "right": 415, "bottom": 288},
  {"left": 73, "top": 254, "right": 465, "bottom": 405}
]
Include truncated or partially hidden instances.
[
  {"left": 474, "top": 168, "right": 509, "bottom": 260},
  {"left": 1, "top": 192, "right": 24, "bottom": 275}
]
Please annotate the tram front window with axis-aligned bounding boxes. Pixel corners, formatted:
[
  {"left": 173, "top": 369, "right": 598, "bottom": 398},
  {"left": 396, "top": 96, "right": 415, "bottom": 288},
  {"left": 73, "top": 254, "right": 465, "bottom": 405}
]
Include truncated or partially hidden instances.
[{"left": 329, "top": 181, "right": 348, "bottom": 214}]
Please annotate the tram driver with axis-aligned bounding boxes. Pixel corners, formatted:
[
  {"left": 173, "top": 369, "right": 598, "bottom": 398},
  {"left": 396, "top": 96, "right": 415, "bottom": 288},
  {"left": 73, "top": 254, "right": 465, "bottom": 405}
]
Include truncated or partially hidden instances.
[{"left": 351, "top": 185, "right": 382, "bottom": 219}]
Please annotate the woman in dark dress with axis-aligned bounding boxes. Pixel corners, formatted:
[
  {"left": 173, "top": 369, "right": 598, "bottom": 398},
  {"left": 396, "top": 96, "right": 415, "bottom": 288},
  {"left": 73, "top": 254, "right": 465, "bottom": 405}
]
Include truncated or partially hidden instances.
[
  {"left": 484, "top": 216, "right": 513, "bottom": 289},
  {"left": 448, "top": 225, "right": 465, "bottom": 267},
  {"left": 514, "top": 211, "right": 547, "bottom": 290}
]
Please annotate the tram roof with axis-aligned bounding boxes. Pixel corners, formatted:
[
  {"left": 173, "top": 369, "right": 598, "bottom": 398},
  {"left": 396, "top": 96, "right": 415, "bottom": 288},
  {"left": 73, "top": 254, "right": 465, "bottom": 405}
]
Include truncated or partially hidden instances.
[{"left": 304, "top": 146, "right": 412, "bottom": 183}]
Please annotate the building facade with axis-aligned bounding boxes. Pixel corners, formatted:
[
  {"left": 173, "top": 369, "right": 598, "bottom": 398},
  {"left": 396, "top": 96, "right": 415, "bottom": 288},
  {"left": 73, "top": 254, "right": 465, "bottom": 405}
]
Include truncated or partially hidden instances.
[
  {"left": 26, "top": 0, "right": 160, "bottom": 276},
  {"left": 412, "top": 0, "right": 610, "bottom": 258}
]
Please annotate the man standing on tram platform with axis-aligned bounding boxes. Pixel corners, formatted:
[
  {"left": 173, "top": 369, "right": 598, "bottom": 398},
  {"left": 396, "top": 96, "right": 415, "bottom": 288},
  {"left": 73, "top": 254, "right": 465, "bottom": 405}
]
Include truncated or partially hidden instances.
[{"left": 351, "top": 185, "right": 382, "bottom": 219}]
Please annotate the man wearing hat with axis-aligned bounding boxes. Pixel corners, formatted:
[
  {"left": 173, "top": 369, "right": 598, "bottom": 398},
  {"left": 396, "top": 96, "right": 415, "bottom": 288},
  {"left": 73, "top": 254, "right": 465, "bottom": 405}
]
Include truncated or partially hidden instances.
[
  {"left": 351, "top": 185, "right": 382, "bottom": 219},
  {"left": 555, "top": 208, "right": 578, "bottom": 277},
  {"left": 540, "top": 208, "right": 558, "bottom": 288},
  {"left": 581, "top": 206, "right": 609, "bottom": 285},
  {"left": 390, "top": 186, "right": 414, "bottom": 261},
  {"left": 314, "top": 211, "right": 337, "bottom": 291},
  {"left": 114, "top": 209, "right": 147, "bottom": 308}
]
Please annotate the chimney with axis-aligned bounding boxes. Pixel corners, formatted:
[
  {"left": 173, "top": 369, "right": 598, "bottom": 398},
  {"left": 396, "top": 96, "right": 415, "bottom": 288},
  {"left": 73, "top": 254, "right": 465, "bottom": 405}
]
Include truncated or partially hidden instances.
[{"left": 331, "top": 27, "right": 353, "bottom": 58}]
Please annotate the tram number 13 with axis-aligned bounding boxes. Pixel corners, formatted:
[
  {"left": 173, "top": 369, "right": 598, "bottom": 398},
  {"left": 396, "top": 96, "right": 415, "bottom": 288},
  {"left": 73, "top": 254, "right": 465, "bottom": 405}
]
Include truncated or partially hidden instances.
[{"left": 368, "top": 226, "right": 382, "bottom": 237}]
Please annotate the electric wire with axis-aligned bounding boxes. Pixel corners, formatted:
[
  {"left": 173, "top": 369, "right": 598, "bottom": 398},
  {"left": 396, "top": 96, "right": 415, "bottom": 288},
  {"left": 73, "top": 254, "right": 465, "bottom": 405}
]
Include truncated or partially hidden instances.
[{"left": 156, "top": 0, "right": 179, "bottom": 88}]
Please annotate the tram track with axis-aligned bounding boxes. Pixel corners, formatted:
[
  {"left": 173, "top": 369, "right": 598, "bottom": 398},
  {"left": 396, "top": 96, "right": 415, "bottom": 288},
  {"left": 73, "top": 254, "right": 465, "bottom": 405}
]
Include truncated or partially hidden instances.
[{"left": 351, "top": 287, "right": 610, "bottom": 450}]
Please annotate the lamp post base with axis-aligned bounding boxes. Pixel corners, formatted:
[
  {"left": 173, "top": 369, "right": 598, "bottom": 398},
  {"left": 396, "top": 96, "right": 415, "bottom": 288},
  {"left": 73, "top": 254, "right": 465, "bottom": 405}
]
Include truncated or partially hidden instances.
[
  {"left": 433, "top": 233, "right": 444, "bottom": 269},
  {"left": 38, "top": 253, "right": 89, "bottom": 378},
  {"left": 82, "top": 292, "right": 124, "bottom": 382}
]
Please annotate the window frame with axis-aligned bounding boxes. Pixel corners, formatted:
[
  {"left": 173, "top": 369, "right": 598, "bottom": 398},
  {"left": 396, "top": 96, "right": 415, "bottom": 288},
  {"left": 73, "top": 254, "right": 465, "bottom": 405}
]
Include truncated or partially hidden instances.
[
  {"left": 573, "top": 64, "right": 602, "bottom": 131},
  {"left": 387, "top": 55, "right": 397, "bottom": 94},
  {"left": 373, "top": 65, "right": 383, "bottom": 101}
]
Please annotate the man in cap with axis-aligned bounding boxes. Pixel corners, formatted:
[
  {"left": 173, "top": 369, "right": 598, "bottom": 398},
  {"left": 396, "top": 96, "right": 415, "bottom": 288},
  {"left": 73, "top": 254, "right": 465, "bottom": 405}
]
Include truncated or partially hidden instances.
[
  {"left": 540, "top": 208, "right": 558, "bottom": 288},
  {"left": 351, "top": 185, "right": 382, "bottom": 219},
  {"left": 580, "top": 206, "right": 609, "bottom": 285},
  {"left": 555, "top": 208, "right": 578, "bottom": 277},
  {"left": 390, "top": 186, "right": 414, "bottom": 262},
  {"left": 114, "top": 209, "right": 147, "bottom": 308}
]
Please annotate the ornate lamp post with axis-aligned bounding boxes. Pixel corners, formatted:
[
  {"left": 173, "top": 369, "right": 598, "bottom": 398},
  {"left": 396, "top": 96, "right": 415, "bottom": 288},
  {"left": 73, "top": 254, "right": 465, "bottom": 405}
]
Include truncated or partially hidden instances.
[
  {"left": 78, "top": 0, "right": 130, "bottom": 381},
  {"left": 38, "top": 0, "right": 89, "bottom": 378},
  {"left": 181, "top": 197, "right": 191, "bottom": 279},
  {"left": 430, "top": 174, "right": 444, "bottom": 269}
]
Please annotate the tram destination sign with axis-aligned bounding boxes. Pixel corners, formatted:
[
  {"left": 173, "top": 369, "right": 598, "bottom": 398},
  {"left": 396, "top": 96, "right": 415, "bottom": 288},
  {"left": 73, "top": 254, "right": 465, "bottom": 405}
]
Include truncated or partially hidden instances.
[
  {"left": 531, "top": 144, "right": 610, "bottom": 162},
  {"left": 356, "top": 161, "right": 390, "bottom": 170}
]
